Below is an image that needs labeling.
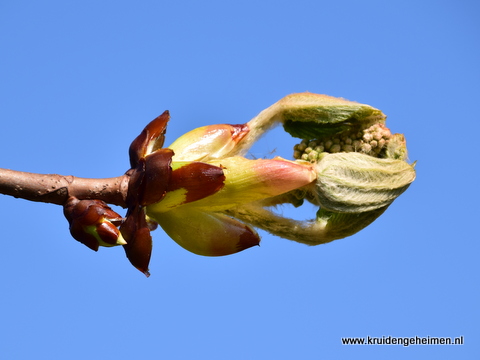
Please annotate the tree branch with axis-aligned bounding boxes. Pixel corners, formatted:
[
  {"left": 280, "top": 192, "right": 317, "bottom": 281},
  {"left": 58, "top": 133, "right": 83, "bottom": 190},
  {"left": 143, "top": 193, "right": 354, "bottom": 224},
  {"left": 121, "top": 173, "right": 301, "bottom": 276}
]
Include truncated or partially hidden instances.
[{"left": 0, "top": 168, "right": 129, "bottom": 207}]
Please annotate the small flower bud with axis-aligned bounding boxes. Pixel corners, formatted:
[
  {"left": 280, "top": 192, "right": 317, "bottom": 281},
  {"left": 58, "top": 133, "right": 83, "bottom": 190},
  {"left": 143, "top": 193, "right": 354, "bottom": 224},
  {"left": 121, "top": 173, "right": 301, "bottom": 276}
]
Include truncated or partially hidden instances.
[
  {"left": 361, "top": 143, "right": 372, "bottom": 153},
  {"left": 352, "top": 140, "right": 362, "bottom": 150},
  {"left": 363, "top": 133, "right": 373, "bottom": 142},
  {"left": 373, "top": 131, "right": 383, "bottom": 141},
  {"left": 342, "top": 144, "right": 354, "bottom": 152},
  {"left": 297, "top": 142, "right": 307, "bottom": 152},
  {"left": 293, "top": 150, "right": 303, "bottom": 159},
  {"left": 330, "top": 144, "right": 341, "bottom": 153},
  {"left": 378, "top": 138, "right": 386, "bottom": 149},
  {"left": 308, "top": 151, "right": 319, "bottom": 161}
]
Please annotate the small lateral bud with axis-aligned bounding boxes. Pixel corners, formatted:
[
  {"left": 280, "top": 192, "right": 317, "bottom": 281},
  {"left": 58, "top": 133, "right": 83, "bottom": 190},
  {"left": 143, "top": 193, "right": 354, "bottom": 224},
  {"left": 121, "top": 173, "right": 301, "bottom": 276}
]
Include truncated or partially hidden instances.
[{"left": 63, "top": 197, "right": 125, "bottom": 251}]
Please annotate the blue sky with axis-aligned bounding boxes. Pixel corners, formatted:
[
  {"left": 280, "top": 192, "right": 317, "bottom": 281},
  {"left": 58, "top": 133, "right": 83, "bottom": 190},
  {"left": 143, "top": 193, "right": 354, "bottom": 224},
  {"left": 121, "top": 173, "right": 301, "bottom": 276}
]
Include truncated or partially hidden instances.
[{"left": 1, "top": 1, "right": 478, "bottom": 359}]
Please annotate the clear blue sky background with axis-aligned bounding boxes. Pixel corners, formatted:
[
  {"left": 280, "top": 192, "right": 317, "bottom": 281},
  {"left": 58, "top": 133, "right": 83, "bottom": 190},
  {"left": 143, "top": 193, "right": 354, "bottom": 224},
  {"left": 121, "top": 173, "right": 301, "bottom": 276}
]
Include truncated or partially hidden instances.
[{"left": 1, "top": 1, "right": 478, "bottom": 359}]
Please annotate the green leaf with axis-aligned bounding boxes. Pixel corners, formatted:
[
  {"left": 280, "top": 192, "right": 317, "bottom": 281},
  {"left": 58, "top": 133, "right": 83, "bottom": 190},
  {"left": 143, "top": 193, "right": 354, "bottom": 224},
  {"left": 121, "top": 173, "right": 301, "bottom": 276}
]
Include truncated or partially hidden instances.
[{"left": 315, "top": 152, "right": 416, "bottom": 213}]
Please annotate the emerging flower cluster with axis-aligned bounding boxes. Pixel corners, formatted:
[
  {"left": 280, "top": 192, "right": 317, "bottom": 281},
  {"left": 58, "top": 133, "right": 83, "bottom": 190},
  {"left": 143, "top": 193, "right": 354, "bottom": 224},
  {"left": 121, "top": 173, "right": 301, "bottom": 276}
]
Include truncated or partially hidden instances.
[{"left": 293, "top": 123, "right": 394, "bottom": 162}]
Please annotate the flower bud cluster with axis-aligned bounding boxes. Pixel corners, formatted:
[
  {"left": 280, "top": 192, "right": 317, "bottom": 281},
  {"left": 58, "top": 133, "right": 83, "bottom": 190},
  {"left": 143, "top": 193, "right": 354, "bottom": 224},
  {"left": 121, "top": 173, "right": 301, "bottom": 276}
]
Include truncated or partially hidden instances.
[{"left": 293, "top": 123, "right": 393, "bottom": 162}]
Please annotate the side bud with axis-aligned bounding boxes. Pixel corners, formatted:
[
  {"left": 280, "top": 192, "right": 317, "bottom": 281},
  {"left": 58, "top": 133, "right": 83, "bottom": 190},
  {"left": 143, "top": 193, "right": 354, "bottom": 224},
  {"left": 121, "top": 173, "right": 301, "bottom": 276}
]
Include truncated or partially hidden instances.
[{"left": 63, "top": 196, "right": 126, "bottom": 251}]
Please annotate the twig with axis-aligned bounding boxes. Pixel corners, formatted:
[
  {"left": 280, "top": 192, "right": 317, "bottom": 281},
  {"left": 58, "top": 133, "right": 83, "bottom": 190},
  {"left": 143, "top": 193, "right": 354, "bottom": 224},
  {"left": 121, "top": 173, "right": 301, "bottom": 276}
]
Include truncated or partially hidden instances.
[{"left": 0, "top": 168, "right": 129, "bottom": 207}]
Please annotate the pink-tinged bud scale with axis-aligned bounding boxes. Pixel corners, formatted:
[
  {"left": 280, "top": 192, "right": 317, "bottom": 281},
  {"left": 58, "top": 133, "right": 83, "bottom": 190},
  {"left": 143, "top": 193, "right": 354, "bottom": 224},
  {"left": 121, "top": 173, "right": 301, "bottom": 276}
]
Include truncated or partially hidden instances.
[
  {"left": 160, "top": 157, "right": 316, "bottom": 212},
  {"left": 168, "top": 124, "right": 249, "bottom": 161},
  {"left": 155, "top": 207, "right": 260, "bottom": 256}
]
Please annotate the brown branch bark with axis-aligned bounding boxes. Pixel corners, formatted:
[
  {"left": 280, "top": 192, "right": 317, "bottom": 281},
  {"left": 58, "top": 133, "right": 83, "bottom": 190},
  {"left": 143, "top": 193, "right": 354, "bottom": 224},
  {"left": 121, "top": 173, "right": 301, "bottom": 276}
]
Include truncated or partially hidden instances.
[{"left": 0, "top": 168, "right": 129, "bottom": 208}]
